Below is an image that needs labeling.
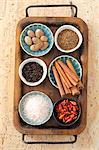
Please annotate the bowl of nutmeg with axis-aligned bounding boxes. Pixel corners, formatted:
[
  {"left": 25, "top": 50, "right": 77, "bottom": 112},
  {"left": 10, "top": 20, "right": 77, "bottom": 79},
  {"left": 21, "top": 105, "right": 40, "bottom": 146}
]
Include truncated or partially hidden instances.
[
  {"left": 20, "top": 23, "right": 54, "bottom": 57},
  {"left": 55, "top": 25, "right": 83, "bottom": 53}
]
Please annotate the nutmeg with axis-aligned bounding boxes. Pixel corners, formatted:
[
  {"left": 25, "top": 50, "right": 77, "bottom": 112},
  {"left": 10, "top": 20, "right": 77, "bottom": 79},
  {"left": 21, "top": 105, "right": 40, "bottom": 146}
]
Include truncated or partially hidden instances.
[
  {"left": 27, "top": 30, "right": 35, "bottom": 38},
  {"left": 40, "top": 42, "right": 48, "bottom": 50},
  {"left": 24, "top": 36, "right": 32, "bottom": 46},
  {"left": 35, "top": 29, "right": 44, "bottom": 38},
  {"left": 40, "top": 36, "right": 48, "bottom": 42}
]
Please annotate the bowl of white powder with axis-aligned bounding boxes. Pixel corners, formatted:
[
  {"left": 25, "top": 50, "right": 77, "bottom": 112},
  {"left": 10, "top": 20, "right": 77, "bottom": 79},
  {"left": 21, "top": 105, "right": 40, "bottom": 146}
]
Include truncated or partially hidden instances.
[{"left": 18, "top": 91, "right": 53, "bottom": 125}]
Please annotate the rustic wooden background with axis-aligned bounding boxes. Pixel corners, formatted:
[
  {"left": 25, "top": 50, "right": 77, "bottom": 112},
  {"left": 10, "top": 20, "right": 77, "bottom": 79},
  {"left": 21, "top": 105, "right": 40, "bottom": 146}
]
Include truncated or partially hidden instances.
[{"left": 0, "top": 0, "right": 99, "bottom": 149}]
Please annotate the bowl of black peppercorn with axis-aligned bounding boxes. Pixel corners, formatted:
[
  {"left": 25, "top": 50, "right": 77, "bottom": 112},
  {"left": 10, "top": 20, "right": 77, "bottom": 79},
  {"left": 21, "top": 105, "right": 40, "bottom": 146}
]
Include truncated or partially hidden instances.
[{"left": 19, "top": 58, "right": 47, "bottom": 86}]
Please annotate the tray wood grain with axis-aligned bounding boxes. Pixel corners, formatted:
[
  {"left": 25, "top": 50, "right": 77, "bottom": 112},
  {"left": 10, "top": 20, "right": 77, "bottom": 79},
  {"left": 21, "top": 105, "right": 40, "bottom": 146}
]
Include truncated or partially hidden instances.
[{"left": 14, "top": 17, "right": 88, "bottom": 135}]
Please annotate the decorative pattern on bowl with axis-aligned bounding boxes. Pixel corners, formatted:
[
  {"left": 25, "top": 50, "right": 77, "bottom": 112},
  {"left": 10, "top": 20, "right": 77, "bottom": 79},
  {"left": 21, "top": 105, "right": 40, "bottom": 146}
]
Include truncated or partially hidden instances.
[
  {"left": 48, "top": 55, "right": 82, "bottom": 88},
  {"left": 20, "top": 23, "right": 54, "bottom": 57},
  {"left": 18, "top": 91, "right": 53, "bottom": 126}
]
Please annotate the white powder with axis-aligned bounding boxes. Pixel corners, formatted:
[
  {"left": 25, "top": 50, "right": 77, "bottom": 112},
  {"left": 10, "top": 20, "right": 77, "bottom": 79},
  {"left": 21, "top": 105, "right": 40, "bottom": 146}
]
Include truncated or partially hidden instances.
[{"left": 24, "top": 94, "right": 50, "bottom": 123}]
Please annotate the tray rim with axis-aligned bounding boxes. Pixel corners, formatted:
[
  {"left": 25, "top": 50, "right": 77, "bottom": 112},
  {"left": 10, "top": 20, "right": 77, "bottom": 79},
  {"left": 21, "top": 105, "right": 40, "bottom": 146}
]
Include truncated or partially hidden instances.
[{"left": 13, "top": 16, "right": 88, "bottom": 135}]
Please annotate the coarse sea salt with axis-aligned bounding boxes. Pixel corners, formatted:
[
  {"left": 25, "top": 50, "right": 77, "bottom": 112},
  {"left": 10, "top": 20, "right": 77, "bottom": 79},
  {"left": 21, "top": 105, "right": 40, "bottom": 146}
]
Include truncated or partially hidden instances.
[{"left": 24, "top": 95, "right": 50, "bottom": 122}]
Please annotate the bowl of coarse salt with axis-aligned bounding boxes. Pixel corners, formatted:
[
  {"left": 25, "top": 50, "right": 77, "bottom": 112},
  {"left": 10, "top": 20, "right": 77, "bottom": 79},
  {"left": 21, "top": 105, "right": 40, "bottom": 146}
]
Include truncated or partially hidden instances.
[{"left": 18, "top": 91, "right": 53, "bottom": 126}]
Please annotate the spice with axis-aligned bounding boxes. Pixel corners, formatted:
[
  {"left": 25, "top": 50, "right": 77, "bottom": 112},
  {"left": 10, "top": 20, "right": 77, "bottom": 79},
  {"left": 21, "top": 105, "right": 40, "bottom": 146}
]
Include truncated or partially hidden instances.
[
  {"left": 55, "top": 99, "right": 79, "bottom": 123},
  {"left": 24, "top": 29, "right": 49, "bottom": 51},
  {"left": 22, "top": 62, "right": 43, "bottom": 82},
  {"left": 24, "top": 94, "right": 51, "bottom": 122},
  {"left": 57, "top": 29, "right": 79, "bottom": 50}
]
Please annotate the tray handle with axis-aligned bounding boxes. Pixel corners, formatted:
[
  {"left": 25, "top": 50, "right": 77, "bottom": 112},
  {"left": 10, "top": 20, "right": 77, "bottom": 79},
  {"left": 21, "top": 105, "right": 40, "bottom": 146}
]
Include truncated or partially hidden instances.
[
  {"left": 25, "top": 2, "right": 78, "bottom": 17},
  {"left": 22, "top": 134, "right": 77, "bottom": 144}
]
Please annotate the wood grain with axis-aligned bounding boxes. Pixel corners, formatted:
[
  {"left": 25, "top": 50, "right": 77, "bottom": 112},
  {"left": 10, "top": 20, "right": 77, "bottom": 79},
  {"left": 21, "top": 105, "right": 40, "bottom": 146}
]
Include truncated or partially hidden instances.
[
  {"left": 0, "top": 0, "right": 99, "bottom": 149},
  {"left": 14, "top": 17, "right": 88, "bottom": 135}
]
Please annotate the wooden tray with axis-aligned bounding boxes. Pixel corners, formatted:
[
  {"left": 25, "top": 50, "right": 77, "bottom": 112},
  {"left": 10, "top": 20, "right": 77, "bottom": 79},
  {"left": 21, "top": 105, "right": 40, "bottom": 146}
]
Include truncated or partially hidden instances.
[{"left": 14, "top": 16, "right": 88, "bottom": 136}]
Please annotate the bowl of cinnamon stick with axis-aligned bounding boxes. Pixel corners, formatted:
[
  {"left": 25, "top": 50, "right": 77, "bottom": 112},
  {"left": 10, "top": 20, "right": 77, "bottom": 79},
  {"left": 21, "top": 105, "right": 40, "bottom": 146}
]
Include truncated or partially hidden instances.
[{"left": 48, "top": 55, "right": 84, "bottom": 96}]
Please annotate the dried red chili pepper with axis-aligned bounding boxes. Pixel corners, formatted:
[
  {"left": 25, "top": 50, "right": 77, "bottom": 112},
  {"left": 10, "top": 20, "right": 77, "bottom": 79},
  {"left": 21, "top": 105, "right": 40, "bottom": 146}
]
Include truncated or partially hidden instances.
[{"left": 55, "top": 99, "right": 79, "bottom": 124}]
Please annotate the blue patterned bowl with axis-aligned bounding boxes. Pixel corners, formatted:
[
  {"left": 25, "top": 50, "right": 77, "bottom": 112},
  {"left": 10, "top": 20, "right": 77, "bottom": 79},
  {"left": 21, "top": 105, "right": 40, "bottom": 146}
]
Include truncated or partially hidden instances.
[
  {"left": 48, "top": 55, "right": 82, "bottom": 88},
  {"left": 20, "top": 23, "right": 54, "bottom": 57},
  {"left": 18, "top": 91, "right": 53, "bottom": 126}
]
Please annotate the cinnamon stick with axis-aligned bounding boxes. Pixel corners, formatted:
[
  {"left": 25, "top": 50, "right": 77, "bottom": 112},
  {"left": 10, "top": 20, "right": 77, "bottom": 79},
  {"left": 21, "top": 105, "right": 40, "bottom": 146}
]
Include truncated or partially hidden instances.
[
  {"left": 52, "top": 66, "right": 65, "bottom": 96},
  {"left": 58, "top": 60, "right": 79, "bottom": 82},
  {"left": 55, "top": 61, "right": 72, "bottom": 88},
  {"left": 66, "top": 59, "right": 84, "bottom": 89},
  {"left": 61, "top": 78, "right": 71, "bottom": 94},
  {"left": 77, "top": 80, "right": 84, "bottom": 90},
  {"left": 66, "top": 59, "right": 79, "bottom": 79},
  {"left": 65, "top": 72, "right": 78, "bottom": 86},
  {"left": 71, "top": 86, "right": 80, "bottom": 96}
]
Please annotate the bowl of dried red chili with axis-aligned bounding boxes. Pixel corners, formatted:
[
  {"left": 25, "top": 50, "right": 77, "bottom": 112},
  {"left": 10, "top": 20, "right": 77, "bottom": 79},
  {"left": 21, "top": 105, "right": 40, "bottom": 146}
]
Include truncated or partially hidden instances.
[{"left": 53, "top": 98, "right": 81, "bottom": 126}]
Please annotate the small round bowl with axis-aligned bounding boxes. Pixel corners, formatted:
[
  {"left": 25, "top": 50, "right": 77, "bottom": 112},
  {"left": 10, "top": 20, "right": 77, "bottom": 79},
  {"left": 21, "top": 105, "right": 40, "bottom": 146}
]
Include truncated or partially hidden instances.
[
  {"left": 48, "top": 55, "right": 82, "bottom": 88},
  {"left": 19, "top": 58, "right": 47, "bottom": 86},
  {"left": 20, "top": 23, "right": 54, "bottom": 57},
  {"left": 18, "top": 91, "right": 53, "bottom": 126},
  {"left": 53, "top": 97, "right": 81, "bottom": 127},
  {"left": 55, "top": 25, "right": 83, "bottom": 53}
]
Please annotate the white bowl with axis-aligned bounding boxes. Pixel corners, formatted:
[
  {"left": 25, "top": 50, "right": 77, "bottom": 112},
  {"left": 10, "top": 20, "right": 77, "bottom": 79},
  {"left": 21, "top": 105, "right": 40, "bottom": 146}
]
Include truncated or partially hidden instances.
[
  {"left": 19, "top": 58, "right": 47, "bottom": 86},
  {"left": 55, "top": 25, "right": 83, "bottom": 53}
]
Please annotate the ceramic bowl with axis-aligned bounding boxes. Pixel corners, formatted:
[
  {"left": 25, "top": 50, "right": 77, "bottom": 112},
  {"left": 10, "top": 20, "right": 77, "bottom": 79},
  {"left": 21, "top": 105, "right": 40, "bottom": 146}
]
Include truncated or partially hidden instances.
[
  {"left": 19, "top": 58, "right": 47, "bottom": 86},
  {"left": 53, "top": 97, "right": 81, "bottom": 127},
  {"left": 18, "top": 91, "right": 53, "bottom": 126},
  {"left": 20, "top": 23, "right": 54, "bottom": 56},
  {"left": 48, "top": 55, "right": 82, "bottom": 88},
  {"left": 55, "top": 25, "right": 83, "bottom": 53}
]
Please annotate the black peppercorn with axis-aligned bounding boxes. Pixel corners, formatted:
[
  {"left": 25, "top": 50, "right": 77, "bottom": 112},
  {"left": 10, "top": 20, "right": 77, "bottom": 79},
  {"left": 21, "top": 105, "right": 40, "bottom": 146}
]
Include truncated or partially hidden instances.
[{"left": 22, "top": 62, "right": 43, "bottom": 82}]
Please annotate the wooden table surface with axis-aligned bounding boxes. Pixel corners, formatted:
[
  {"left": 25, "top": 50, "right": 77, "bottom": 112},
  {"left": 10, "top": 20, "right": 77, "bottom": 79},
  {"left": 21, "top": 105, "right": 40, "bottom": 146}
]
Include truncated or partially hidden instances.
[{"left": 0, "top": 0, "right": 99, "bottom": 149}]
